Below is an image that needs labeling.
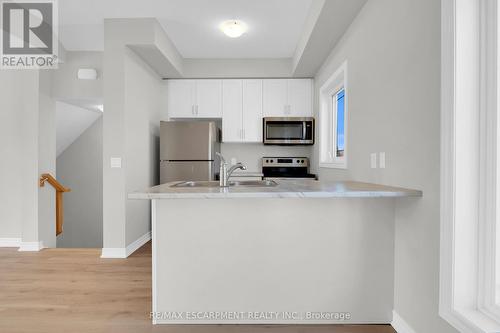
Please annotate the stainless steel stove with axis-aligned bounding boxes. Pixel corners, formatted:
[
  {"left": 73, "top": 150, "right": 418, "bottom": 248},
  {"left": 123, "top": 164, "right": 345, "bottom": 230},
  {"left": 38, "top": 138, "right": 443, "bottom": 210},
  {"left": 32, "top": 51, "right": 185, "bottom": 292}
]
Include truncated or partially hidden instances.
[{"left": 261, "top": 157, "right": 317, "bottom": 180}]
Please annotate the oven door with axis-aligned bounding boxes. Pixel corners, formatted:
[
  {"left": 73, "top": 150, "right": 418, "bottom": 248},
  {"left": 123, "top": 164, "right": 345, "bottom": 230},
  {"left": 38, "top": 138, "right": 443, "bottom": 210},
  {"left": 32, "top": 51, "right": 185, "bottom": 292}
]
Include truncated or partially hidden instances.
[{"left": 263, "top": 117, "right": 314, "bottom": 145}]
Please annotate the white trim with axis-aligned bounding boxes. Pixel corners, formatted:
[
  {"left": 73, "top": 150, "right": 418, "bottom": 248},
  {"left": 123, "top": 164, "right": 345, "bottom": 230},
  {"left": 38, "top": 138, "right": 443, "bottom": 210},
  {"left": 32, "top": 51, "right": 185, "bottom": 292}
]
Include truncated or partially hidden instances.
[
  {"left": 18, "top": 241, "right": 44, "bottom": 252},
  {"left": 478, "top": 0, "right": 500, "bottom": 321},
  {"left": 126, "top": 231, "right": 151, "bottom": 257},
  {"left": 441, "top": 0, "right": 500, "bottom": 332},
  {"left": 152, "top": 199, "right": 157, "bottom": 324},
  {"left": 100, "top": 231, "right": 151, "bottom": 259},
  {"left": 0, "top": 238, "right": 21, "bottom": 247},
  {"left": 100, "top": 247, "right": 127, "bottom": 258},
  {"left": 319, "top": 60, "right": 348, "bottom": 169},
  {"left": 391, "top": 311, "right": 417, "bottom": 333}
]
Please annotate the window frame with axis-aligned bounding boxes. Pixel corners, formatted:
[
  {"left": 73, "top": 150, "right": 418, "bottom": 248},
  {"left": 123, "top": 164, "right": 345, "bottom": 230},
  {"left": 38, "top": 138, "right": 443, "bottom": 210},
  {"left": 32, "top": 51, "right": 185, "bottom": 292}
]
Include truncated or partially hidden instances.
[
  {"left": 319, "top": 61, "right": 348, "bottom": 169},
  {"left": 440, "top": 0, "right": 500, "bottom": 332}
]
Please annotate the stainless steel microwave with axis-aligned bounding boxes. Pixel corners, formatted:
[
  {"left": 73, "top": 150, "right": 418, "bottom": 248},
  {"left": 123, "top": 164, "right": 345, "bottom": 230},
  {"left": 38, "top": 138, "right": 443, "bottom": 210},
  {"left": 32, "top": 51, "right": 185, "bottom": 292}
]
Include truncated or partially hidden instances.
[{"left": 263, "top": 117, "right": 315, "bottom": 145}]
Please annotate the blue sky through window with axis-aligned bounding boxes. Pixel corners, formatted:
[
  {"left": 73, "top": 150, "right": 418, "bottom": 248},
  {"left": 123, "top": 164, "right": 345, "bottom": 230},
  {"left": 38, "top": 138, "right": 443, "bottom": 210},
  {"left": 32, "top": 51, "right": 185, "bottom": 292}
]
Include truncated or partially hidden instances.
[{"left": 336, "top": 89, "right": 345, "bottom": 156}]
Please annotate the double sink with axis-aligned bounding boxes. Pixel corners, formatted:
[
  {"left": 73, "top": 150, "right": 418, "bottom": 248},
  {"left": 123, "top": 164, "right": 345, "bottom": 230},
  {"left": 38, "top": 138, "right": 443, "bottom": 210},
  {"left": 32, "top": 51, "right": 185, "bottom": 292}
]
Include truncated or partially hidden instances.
[{"left": 172, "top": 180, "right": 278, "bottom": 188}]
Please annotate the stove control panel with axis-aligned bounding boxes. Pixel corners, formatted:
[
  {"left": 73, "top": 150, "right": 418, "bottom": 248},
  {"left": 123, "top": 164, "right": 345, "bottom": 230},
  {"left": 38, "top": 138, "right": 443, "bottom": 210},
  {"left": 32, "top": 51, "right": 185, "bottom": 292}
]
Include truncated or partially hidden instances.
[{"left": 262, "top": 157, "right": 309, "bottom": 168}]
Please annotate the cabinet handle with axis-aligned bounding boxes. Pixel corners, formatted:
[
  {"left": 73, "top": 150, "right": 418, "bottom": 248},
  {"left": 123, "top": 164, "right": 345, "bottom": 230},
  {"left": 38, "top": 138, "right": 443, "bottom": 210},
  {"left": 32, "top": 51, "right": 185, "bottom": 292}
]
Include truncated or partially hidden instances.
[{"left": 195, "top": 105, "right": 199, "bottom": 115}]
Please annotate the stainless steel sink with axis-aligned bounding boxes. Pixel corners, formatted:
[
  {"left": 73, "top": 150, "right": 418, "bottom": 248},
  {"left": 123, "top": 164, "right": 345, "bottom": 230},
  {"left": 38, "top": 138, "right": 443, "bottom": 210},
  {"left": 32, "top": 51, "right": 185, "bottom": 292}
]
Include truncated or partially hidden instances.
[
  {"left": 171, "top": 180, "right": 278, "bottom": 188},
  {"left": 228, "top": 180, "right": 278, "bottom": 187}
]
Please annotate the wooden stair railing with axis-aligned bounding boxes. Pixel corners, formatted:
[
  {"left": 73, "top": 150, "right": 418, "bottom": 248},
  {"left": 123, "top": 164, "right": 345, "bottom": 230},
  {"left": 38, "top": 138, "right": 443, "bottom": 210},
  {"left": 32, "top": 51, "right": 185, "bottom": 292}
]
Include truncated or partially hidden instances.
[{"left": 39, "top": 174, "right": 71, "bottom": 236}]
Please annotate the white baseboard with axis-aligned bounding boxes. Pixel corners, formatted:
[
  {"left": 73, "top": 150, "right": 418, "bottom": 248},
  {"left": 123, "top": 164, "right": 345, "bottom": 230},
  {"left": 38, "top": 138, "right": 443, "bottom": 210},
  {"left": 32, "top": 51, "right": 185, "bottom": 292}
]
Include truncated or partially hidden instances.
[
  {"left": 18, "top": 241, "right": 44, "bottom": 252},
  {"left": 392, "top": 311, "right": 417, "bottom": 333},
  {"left": 100, "top": 247, "right": 127, "bottom": 258},
  {"left": 0, "top": 238, "right": 21, "bottom": 247},
  {"left": 101, "top": 231, "right": 151, "bottom": 259},
  {"left": 126, "top": 231, "right": 151, "bottom": 257}
]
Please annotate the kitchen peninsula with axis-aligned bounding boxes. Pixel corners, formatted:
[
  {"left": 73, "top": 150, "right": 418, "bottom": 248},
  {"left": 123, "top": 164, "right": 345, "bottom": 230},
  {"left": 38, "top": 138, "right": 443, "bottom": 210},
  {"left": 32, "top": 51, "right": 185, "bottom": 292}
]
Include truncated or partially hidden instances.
[{"left": 130, "top": 180, "right": 422, "bottom": 325}]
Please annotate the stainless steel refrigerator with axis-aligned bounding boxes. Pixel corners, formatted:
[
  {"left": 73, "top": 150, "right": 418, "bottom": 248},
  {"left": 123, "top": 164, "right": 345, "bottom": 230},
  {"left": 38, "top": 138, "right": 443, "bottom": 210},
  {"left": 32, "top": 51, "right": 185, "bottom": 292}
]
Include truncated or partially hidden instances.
[{"left": 160, "top": 121, "right": 220, "bottom": 184}]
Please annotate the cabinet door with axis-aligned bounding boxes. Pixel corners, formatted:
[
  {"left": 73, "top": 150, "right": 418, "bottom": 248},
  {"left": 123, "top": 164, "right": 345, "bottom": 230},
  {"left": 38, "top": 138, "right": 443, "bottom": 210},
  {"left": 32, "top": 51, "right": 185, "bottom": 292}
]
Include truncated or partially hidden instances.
[
  {"left": 166, "top": 80, "right": 196, "bottom": 118},
  {"left": 222, "top": 80, "right": 243, "bottom": 142},
  {"left": 242, "top": 79, "right": 263, "bottom": 142},
  {"left": 196, "top": 80, "right": 222, "bottom": 118},
  {"left": 288, "top": 79, "right": 312, "bottom": 117},
  {"left": 263, "top": 79, "right": 288, "bottom": 117}
]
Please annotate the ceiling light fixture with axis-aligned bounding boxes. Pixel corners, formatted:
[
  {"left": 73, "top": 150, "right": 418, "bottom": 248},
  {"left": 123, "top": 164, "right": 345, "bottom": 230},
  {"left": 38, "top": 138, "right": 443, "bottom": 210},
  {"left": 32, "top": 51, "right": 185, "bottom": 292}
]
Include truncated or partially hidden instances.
[{"left": 219, "top": 20, "right": 247, "bottom": 38}]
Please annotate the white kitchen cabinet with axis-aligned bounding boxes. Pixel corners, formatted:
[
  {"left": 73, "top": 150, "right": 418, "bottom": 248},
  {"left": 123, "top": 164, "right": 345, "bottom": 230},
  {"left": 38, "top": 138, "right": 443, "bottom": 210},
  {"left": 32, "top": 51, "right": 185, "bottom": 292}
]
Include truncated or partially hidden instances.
[
  {"left": 222, "top": 80, "right": 243, "bottom": 142},
  {"left": 222, "top": 79, "right": 263, "bottom": 143},
  {"left": 166, "top": 79, "right": 222, "bottom": 118},
  {"left": 288, "top": 79, "right": 312, "bottom": 117},
  {"left": 263, "top": 79, "right": 312, "bottom": 117},
  {"left": 263, "top": 79, "right": 288, "bottom": 117},
  {"left": 166, "top": 80, "right": 196, "bottom": 118},
  {"left": 242, "top": 79, "right": 263, "bottom": 142},
  {"left": 196, "top": 80, "right": 222, "bottom": 118}
]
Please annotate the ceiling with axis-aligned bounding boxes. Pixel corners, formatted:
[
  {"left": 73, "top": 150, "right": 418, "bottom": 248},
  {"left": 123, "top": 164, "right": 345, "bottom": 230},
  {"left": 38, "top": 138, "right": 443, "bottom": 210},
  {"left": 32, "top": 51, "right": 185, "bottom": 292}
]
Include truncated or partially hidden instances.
[{"left": 59, "top": 0, "right": 314, "bottom": 58}]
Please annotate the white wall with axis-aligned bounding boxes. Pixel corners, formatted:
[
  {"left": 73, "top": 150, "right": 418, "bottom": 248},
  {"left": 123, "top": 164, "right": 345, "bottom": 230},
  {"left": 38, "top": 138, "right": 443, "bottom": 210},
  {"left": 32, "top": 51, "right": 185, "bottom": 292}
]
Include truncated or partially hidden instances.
[
  {"left": 56, "top": 101, "right": 102, "bottom": 156},
  {"left": 0, "top": 70, "right": 39, "bottom": 242},
  {"left": 312, "top": 0, "right": 458, "bottom": 332},
  {"left": 103, "top": 19, "right": 163, "bottom": 251},
  {"left": 56, "top": 117, "right": 103, "bottom": 248},
  {"left": 38, "top": 71, "right": 57, "bottom": 248},
  {"left": 124, "top": 48, "right": 162, "bottom": 246},
  {"left": 52, "top": 51, "right": 103, "bottom": 102}
]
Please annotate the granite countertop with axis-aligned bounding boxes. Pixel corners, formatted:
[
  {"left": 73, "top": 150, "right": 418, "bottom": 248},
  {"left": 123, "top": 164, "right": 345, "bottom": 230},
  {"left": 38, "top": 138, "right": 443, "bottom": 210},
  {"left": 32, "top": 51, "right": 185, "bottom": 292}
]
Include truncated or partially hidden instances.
[{"left": 128, "top": 180, "right": 423, "bottom": 199}]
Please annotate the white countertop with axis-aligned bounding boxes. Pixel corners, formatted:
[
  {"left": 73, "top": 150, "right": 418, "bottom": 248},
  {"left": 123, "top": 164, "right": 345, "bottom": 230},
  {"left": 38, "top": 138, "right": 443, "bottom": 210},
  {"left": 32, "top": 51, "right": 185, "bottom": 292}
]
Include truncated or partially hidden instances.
[{"left": 129, "top": 180, "right": 423, "bottom": 199}]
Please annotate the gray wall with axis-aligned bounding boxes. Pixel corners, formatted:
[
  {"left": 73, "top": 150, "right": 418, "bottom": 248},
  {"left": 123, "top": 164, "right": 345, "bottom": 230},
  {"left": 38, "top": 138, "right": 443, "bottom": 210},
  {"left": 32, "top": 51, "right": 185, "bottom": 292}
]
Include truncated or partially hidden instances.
[
  {"left": 312, "top": 0, "right": 457, "bottom": 332},
  {"left": 56, "top": 117, "right": 103, "bottom": 248}
]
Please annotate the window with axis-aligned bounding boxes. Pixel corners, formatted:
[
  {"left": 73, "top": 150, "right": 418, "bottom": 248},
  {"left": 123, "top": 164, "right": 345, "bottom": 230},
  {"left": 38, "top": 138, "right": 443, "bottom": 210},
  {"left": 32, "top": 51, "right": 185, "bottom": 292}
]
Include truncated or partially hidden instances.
[
  {"left": 320, "top": 61, "right": 347, "bottom": 169},
  {"left": 335, "top": 89, "right": 345, "bottom": 158}
]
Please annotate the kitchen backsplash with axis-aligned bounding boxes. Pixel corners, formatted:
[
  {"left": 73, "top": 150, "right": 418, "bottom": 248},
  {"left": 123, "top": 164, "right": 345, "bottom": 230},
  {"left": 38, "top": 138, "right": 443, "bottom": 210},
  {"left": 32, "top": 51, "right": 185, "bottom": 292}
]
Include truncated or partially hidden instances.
[{"left": 221, "top": 143, "right": 313, "bottom": 172}]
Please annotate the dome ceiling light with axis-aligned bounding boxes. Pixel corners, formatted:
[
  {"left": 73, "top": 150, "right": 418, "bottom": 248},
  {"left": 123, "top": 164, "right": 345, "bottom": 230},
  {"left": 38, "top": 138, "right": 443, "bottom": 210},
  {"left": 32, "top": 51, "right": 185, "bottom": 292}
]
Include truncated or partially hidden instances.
[{"left": 219, "top": 20, "right": 248, "bottom": 38}]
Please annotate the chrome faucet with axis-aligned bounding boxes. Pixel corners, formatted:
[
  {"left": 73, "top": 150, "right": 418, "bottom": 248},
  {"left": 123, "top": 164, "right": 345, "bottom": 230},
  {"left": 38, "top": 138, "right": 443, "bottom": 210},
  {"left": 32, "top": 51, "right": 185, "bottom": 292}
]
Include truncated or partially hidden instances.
[{"left": 216, "top": 152, "right": 247, "bottom": 187}]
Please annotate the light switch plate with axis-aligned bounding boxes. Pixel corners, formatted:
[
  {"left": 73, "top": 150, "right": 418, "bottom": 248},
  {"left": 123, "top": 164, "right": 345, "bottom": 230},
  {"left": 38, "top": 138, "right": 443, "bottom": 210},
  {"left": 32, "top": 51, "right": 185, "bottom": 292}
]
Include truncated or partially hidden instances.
[
  {"left": 110, "top": 157, "right": 122, "bottom": 168},
  {"left": 370, "top": 153, "right": 377, "bottom": 169},
  {"left": 379, "top": 152, "right": 386, "bottom": 169}
]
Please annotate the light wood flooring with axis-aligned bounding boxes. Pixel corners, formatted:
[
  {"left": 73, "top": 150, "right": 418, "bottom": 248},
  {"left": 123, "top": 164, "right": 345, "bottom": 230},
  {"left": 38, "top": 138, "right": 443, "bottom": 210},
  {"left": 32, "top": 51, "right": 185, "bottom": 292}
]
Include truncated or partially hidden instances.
[{"left": 0, "top": 242, "right": 395, "bottom": 333}]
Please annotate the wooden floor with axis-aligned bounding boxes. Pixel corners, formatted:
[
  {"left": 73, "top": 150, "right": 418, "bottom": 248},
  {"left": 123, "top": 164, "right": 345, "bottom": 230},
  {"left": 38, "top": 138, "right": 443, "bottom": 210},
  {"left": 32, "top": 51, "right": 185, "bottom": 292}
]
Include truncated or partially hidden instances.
[{"left": 0, "top": 242, "right": 395, "bottom": 333}]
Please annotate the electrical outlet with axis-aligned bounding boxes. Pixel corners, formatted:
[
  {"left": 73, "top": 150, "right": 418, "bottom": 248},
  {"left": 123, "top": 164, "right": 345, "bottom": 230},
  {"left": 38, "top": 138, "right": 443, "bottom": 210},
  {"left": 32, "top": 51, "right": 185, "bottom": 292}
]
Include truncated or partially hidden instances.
[
  {"left": 110, "top": 157, "right": 122, "bottom": 168},
  {"left": 370, "top": 153, "right": 377, "bottom": 169},
  {"left": 379, "top": 152, "right": 386, "bottom": 169},
  {"left": 230, "top": 157, "right": 237, "bottom": 166}
]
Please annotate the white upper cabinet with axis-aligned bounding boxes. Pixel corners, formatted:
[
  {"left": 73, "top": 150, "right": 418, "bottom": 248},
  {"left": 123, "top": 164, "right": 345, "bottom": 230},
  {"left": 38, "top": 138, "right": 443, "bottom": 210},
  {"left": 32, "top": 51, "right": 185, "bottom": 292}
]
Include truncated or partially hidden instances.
[
  {"left": 166, "top": 80, "right": 196, "bottom": 118},
  {"left": 166, "top": 79, "right": 222, "bottom": 118},
  {"left": 196, "top": 80, "right": 222, "bottom": 118},
  {"left": 222, "top": 79, "right": 263, "bottom": 143},
  {"left": 242, "top": 79, "right": 263, "bottom": 142},
  {"left": 263, "top": 79, "right": 288, "bottom": 117},
  {"left": 222, "top": 80, "right": 243, "bottom": 142},
  {"left": 288, "top": 79, "right": 312, "bottom": 117},
  {"left": 263, "top": 79, "right": 312, "bottom": 117}
]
